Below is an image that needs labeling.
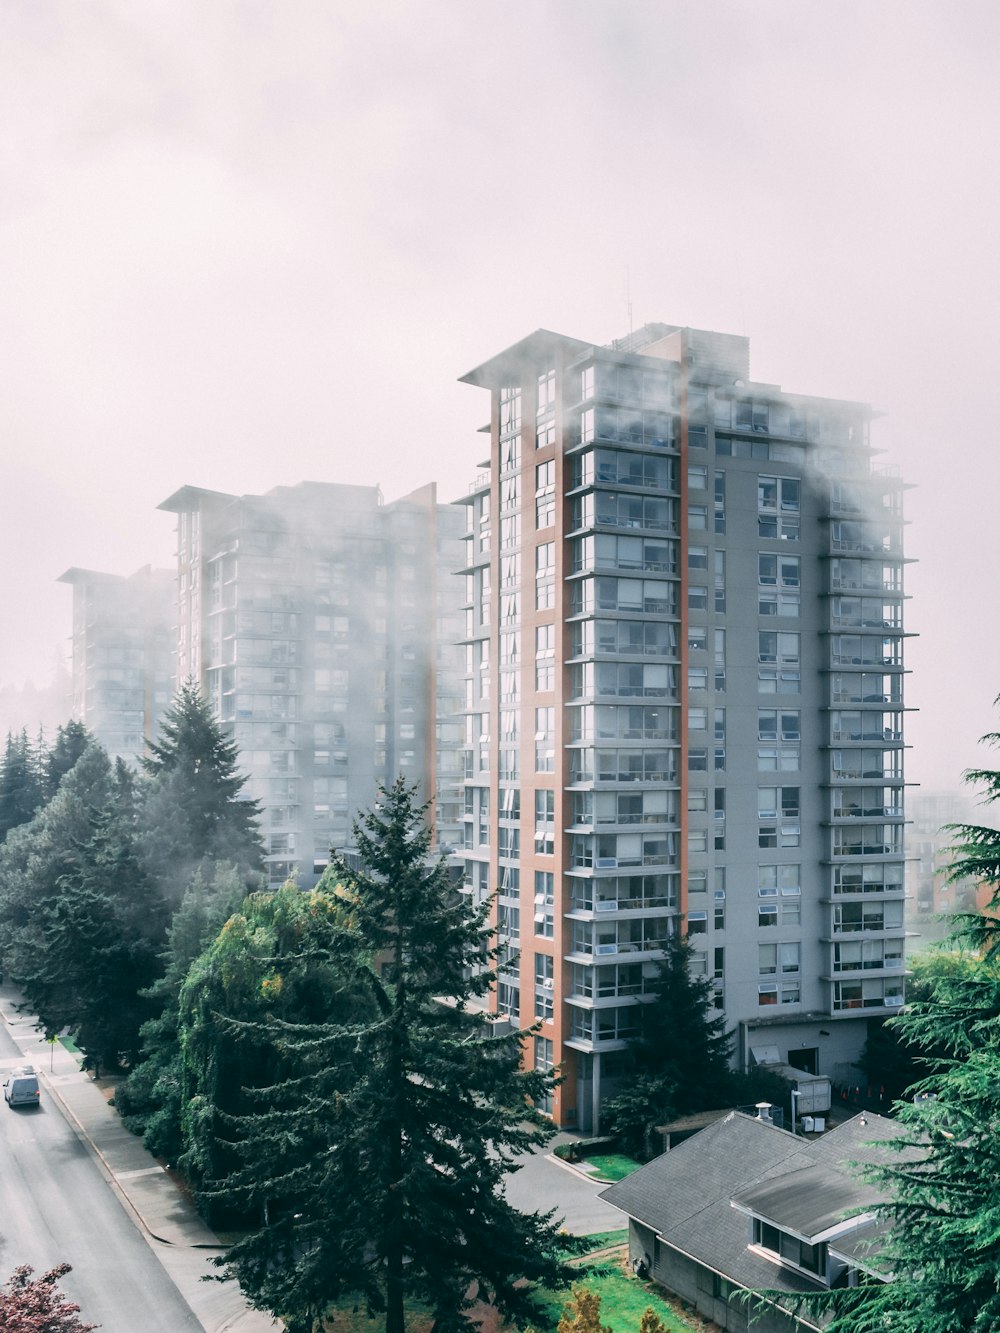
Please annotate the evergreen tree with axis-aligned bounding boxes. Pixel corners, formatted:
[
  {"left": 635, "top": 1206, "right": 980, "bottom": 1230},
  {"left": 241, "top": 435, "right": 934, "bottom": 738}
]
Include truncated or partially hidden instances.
[
  {"left": 175, "top": 882, "right": 368, "bottom": 1217},
  {"left": 0, "top": 743, "right": 167, "bottom": 1072},
  {"left": 601, "top": 935, "right": 732, "bottom": 1158},
  {"left": 791, "top": 719, "right": 1000, "bottom": 1332},
  {"left": 792, "top": 934, "right": 1000, "bottom": 1333},
  {"left": 140, "top": 680, "right": 263, "bottom": 902},
  {"left": 212, "top": 780, "right": 573, "bottom": 1333},
  {"left": 44, "top": 720, "right": 91, "bottom": 798},
  {"left": 0, "top": 728, "right": 45, "bottom": 840},
  {"left": 116, "top": 862, "right": 247, "bottom": 1159}
]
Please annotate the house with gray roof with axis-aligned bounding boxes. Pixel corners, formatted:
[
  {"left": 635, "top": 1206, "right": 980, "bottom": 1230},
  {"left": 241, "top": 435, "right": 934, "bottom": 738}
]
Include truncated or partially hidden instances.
[{"left": 599, "top": 1111, "right": 906, "bottom": 1333}]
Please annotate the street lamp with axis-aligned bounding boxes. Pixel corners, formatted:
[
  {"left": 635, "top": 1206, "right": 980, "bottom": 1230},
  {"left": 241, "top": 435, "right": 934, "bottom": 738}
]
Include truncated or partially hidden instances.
[{"left": 790, "top": 1087, "right": 800, "bottom": 1136}]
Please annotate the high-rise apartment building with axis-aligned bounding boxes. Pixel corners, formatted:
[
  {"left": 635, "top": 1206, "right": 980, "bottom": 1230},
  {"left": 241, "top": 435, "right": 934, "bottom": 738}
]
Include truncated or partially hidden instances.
[
  {"left": 58, "top": 565, "right": 175, "bottom": 766},
  {"left": 159, "top": 480, "right": 465, "bottom": 886},
  {"left": 458, "top": 323, "right": 908, "bottom": 1131}
]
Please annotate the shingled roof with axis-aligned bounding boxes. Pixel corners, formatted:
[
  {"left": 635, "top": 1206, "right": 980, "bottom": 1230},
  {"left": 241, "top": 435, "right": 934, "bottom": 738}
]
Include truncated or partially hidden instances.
[{"left": 599, "top": 1111, "right": 905, "bottom": 1300}]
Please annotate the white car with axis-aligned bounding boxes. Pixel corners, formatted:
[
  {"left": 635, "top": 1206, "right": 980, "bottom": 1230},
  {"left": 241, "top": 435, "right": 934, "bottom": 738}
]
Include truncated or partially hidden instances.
[{"left": 3, "top": 1067, "right": 40, "bottom": 1107}]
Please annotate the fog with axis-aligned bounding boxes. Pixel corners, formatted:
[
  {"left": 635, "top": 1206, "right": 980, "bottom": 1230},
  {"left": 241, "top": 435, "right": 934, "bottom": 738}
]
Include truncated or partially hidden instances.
[{"left": 0, "top": 0, "right": 997, "bottom": 791}]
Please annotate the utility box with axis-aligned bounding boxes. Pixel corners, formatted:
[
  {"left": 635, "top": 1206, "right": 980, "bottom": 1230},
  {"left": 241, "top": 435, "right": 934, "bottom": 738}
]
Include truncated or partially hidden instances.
[{"left": 763, "top": 1062, "right": 833, "bottom": 1114}]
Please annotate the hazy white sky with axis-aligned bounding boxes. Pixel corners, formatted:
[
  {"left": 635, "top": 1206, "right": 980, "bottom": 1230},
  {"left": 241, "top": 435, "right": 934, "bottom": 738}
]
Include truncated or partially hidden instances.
[{"left": 1, "top": 0, "right": 997, "bottom": 791}]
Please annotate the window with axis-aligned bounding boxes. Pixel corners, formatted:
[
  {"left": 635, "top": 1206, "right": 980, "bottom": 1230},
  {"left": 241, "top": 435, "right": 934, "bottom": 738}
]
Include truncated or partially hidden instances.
[
  {"left": 759, "top": 589, "right": 801, "bottom": 618},
  {"left": 533, "top": 1034, "right": 554, "bottom": 1112},
  {"left": 535, "top": 789, "right": 555, "bottom": 856},
  {"left": 688, "top": 465, "right": 707, "bottom": 490},
  {"left": 758, "top": 476, "right": 801, "bottom": 540},
  {"left": 758, "top": 786, "right": 801, "bottom": 848},
  {"left": 759, "top": 866, "right": 802, "bottom": 926},
  {"left": 688, "top": 545, "right": 708, "bottom": 571},
  {"left": 688, "top": 667, "right": 708, "bottom": 692},
  {"left": 688, "top": 746, "right": 708, "bottom": 772},
  {"left": 688, "top": 504, "right": 708, "bottom": 531},
  {"left": 536, "top": 460, "right": 556, "bottom": 528},
  {"left": 535, "top": 707, "right": 555, "bottom": 772},
  {"left": 534, "top": 953, "right": 554, "bottom": 1020},
  {"left": 758, "top": 553, "right": 801, "bottom": 588},
  {"left": 688, "top": 586, "right": 708, "bottom": 612},
  {"left": 714, "top": 550, "right": 726, "bottom": 613},
  {"left": 714, "top": 869, "right": 726, "bottom": 930},
  {"left": 714, "top": 471, "right": 726, "bottom": 534},
  {"left": 534, "top": 871, "right": 555, "bottom": 938},
  {"left": 500, "top": 384, "right": 522, "bottom": 442},
  {"left": 536, "top": 541, "right": 555, "bottom": 609}
]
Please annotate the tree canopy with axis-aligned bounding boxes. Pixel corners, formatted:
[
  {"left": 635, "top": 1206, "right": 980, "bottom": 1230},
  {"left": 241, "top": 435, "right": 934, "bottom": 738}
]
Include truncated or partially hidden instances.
[
  {"left": 211, "top": 780, "right": 573, "bottom": 1333},
  {"left": 0, "top": 1263, "right": 97, "bottom": 1332},
  {"left": 0, "top": 743, "right": 167, "bottom": 1072}
]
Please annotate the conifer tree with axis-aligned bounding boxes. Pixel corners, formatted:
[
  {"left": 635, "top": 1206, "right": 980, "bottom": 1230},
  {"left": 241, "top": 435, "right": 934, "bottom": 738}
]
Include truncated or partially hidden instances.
[
  {"left": 116, "top": 862, "right": 246, "bottom": 1160},
  {"left": 44, "top": 720, "right": 91, "bottom": 798},
  {"left": 0, "top": 743, "right": 166, "bottom": 1072},
  {"left": 212, "top": 780, "right": 572, "bottom": 1333},
  {"left": 0, "top": 728, "right": 45, "bottom": 840},
  {"left": 140, "top": 680, "right": 263, "bottom": 902},
  {"left": 601, "top": 934, "right": 732, "bottom": 1157}
]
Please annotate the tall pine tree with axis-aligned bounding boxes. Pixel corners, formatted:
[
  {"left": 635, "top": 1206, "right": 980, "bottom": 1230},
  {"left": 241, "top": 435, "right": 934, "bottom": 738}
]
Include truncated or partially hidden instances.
[
  {"left": 212, "top": 781, "right": 573, "bottom": 1333},
  {"left": 0, "top": 728, "right": 44, "bottom": 841},
  {"left": 0, "top": 744, "right": 166, "bottom": 1072},
  {"left": 44, "top": 720, "right": 91, "bottom": 798},
  {"left": 600, "top": 934, "right": 733, "bottom": 1158},
  {"left": 140, "top": 680, "right": 263, "bottom": 902}
]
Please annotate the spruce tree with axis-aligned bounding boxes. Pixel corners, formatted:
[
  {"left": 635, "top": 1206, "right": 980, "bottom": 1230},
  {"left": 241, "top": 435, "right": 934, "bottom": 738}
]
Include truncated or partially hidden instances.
[
  {"left": 44, "top": 720, "right": 91, "bottom": 798},
  {"left": 601, "top": 934, "right": 732, "bottom": 1157},
  {"left": 212, "top": 780, "right": 573, "bottom": 1333},
  {"left": 0, "top": 728, "right": 45, "bottom": 840},
  {"left": 140, "top": 680, "right": 263, "bottom": 901},
  {"left": 0, "top": 743, "right": 167, "bottom": 1072}
]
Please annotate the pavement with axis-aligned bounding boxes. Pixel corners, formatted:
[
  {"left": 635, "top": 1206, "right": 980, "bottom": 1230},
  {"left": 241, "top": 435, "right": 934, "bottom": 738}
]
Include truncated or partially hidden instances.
[
  {"left": 0, "top": 984, "right": 625, "bottom": 1331},
  {"left": 0, "top": 985, "right": 280, "bottom": 1333}
]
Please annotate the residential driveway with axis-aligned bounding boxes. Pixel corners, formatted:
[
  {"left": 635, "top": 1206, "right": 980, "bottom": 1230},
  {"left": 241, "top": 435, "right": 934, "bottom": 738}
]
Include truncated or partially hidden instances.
[{"left": 504, "top": 1134, "right": 627, "bottom": 1236}]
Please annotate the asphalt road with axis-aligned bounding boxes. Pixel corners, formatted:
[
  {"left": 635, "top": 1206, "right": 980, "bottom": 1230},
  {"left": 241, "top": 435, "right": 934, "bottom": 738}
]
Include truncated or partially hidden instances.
[{"left": 0, "top": 1024, "right": 202, "bottom": 1333}]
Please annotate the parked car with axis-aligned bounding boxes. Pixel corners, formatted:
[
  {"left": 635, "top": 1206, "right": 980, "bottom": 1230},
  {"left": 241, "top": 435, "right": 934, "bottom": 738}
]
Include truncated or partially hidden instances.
[{"left": 3, "top": 1067, "right": 40, "bottom": 1108}]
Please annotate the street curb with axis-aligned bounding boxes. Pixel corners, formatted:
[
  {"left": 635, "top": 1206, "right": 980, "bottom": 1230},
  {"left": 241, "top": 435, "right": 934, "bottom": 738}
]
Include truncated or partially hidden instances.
[
  {"left": 0, "top": 1002, "right": 223, "bottom": 1251},
  {"left": 545, "top": 1151, "right": 603, "bottom": 1181}
]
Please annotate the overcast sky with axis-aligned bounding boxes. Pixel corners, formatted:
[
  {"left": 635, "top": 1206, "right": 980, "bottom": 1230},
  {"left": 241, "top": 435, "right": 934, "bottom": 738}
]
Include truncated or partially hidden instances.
[{"left": 1, "top": 0, "right": 997, "bottom": 792}]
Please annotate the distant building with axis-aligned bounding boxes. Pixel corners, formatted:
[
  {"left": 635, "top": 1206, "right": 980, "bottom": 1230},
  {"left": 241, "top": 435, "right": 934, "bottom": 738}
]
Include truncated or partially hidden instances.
[
  {"left": 458, "top": 322, "right": 909, "bottom": 1131},
  {"left": 601, "top": 1109, "right": 908, "bottom": 1333},
  {"left": 57, "top": 565, "right": 174, "bottom": 766},
  {"left": 907, "top": 789, "right": 977, "bottom": 917},
  {"left": 158, "top": 480, "right": 465, "bottom": 886}
]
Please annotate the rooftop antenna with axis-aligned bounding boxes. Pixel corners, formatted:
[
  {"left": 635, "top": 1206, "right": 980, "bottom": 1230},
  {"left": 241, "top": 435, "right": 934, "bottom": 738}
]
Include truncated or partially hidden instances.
[{"left": 625, "top": 266, "right": 634, "bottom": 343}]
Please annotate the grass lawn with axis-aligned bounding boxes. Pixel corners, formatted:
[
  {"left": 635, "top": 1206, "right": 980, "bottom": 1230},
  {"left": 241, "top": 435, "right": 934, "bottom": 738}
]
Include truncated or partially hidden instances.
[
  {"left": 531, "top": 1262, "right": 704, "bottom": 1333},
  {"left": 576, "top": 1229, "right": 629, "bottom": 1253},
  {"left": 584, "top": 1153, "right": 642, "bottom": 1182}
]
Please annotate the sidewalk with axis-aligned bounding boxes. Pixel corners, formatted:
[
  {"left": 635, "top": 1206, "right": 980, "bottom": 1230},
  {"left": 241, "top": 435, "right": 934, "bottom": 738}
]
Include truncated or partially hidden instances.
[{"left": 0, "top": 986, "right": 281, "bottom": 1333}]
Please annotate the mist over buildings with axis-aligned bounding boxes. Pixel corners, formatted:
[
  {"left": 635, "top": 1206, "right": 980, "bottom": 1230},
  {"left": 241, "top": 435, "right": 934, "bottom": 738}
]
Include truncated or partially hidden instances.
[{"left": 1, "top": 2, "right": 999, "bottom": 793}]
